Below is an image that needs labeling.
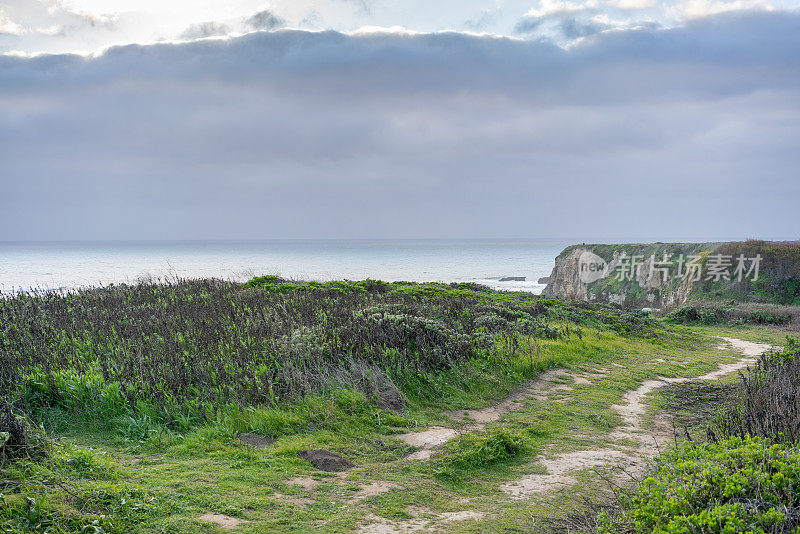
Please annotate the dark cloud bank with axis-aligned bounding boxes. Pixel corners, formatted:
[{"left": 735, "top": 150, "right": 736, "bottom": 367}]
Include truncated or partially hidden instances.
[{"left": 1, "top": 11, "right": 799, "bottom": 241}]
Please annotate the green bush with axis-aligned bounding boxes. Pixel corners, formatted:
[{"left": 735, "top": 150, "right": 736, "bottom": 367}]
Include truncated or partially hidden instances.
[
  {"left": 599, "top": 436, "right": 800, "bottom": 534},
  {"left": 1, "top": 278, "right": 662, "bottom": 438},
  {"left": 666, "top": 304, "right": 723, "bottom": 325},
  {"left": 0, "top": 401, "right": 48, "bottom": 464},
  {"left": 713, "top": 338, "right": 800, "bottom": 444},
  {"left": 437, "top": 427, "right": 527, "bottom": 472},
  {"left": 666, "top": 302, "right": 793, "bottom": 326}
]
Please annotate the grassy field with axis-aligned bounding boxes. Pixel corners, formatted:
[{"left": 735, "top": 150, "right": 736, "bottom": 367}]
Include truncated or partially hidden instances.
[{"left": 0, "top": 279, "right": 794, "bottom": 533}]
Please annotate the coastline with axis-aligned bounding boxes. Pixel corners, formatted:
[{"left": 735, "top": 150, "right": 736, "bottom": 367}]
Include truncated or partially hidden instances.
[{"left": 0, "top": 239, "right": 563, "bottom": 294}]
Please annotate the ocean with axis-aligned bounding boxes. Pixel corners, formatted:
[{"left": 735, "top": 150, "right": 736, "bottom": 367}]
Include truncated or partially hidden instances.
[{"left": 0, "top": 239, "right": 569, "bottom": 294}]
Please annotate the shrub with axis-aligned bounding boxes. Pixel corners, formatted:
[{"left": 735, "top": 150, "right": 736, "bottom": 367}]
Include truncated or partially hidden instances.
[
  {"left": 598, "top": 436, "right": 800, "bottom": 534},
  {"left": 0, "top": 401, "right": 47, "bottom": 464},
  {"left": 666, "top": 303, "right": 724, "bottom": 325},
  {"left": 0, "top": 280, "right": 488, "bottom": 415},
  {"left": 713, "top": 338, "right": 800, "bottom": 443},
  {"left": 0, "top": 278, "right": 662, "bottom": 434},
  {"left": 666, "top": 302, "right": 793, "bottom": 326},
  {"left": 437, "top": 427, "right": 527, "bottom": 472}
]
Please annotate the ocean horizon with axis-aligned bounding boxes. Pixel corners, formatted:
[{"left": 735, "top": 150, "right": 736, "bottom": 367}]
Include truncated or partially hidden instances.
[{"left": 0, "top": 238, "right": 572, "bottom": 294}]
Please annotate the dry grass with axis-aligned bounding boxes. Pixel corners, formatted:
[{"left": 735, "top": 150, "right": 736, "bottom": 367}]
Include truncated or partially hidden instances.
[{"left": 715, "top": 339, "right": 800, "bottom": 442}]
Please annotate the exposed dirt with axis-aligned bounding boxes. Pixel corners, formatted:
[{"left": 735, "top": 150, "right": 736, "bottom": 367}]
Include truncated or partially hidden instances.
[
  {"left": 357, "top": 508, "right": 485, "bottom": 533},
  {"left": 501, "top": 337, "right": 771, "bottom": 499},
  {"left": 350, "top": 481, "right": 402, "bottom": 503},
  {"left": 236, "top": 433, "right": 274, "bottom": 449},
  {"left": 358, "top": 513, "right": 428, "bottom": 534},
  {"left": 199, "top": 513, "right": 245, "bottom": 530},
  {"left": 397, "top": 368, "right": 597, "bottom": 459},
  {"left": 399, "top": 427, "right": 459, "bottom": 460},
  {"left": 364, "top": 337, "right": 770, "bottom": 531},
  {"left": 704, "top": 337, "right": 770, "bottom": 376},
  {"left": 298, "top": 449, "right": 355, "bottom": 472},
  {"left": 439, "top": 511, "right": 484, "bottom": 522},
  {"left": 502, "top": 449, "right": 631, "bottom": 497},
  {"left": 284, "top": 476, "right": 319, "bottom": 491}
]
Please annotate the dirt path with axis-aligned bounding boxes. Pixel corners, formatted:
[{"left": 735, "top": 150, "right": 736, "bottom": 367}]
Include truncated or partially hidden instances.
[
  {"left": 397, "top": 368, "right": 600, "bottom": 460},
  {"left": 358, "top": 337, "right": 770, "bottom": 532},
  {"left": 358, "top": 510, "right": 486, "bottom": 534},
  {"left": 501, "top": 337, "right": 771, "bottom": 499},
  {"left": 397, "top": 338, "right": 768, "bottom": 464}
]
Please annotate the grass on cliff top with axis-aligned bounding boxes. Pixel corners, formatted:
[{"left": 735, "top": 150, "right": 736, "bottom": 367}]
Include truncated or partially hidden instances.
[
  {"left": 1, "top": 278, "right": 771, "bottom": 533},
  {"left": 2, "top": 277, "right": 660, "bottom": 425},
  {"left": 2, "top": 319, "right": 731, "bottom": 534}
]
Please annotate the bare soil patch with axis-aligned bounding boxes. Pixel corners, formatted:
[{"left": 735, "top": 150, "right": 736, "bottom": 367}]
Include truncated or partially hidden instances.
[
  {"left": 199, "top": 513, "right": 245, "bottom": 530},
  {"left": 357, "top": 508, "right": 485, "bottom": 533},
  {"left": 298, "top": 449, "right": 355, "bottom": 472},
  {"left": 350, "top": 481, "right": 402, "bottom": 503},
  {"left": 236, "top": 433, "right": 274, "bottom": 449},
  {"left": 285, "top": 476, "right": 319, "bottom": 491},
  {"left": 397, "top": 367, "right": 598, "bottom": 459}
]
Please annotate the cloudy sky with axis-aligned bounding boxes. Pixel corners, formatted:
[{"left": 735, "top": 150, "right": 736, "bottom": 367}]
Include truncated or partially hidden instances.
[{"left": 1, "top": 1, "right": 798, "bottom": 241}]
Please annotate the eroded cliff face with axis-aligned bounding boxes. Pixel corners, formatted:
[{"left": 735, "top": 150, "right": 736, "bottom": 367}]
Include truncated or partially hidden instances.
[
  {"left": 542, "top": 247, "right": 592, "bottom": 301},
  {"left": 543, "top": 241, "right": 800, "bottom": 309}
]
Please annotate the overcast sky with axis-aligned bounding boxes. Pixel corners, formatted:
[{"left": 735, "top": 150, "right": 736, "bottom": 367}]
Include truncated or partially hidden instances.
[{"left": 1, "top": 1, "right": 799, "bottom": 241}]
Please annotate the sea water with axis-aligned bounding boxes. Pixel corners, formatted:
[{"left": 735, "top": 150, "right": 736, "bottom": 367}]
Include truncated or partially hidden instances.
[{"left": 0, "top": 239, "right": 569, "bottom": 294}]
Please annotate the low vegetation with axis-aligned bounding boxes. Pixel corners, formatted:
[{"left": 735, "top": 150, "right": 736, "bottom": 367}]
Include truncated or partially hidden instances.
[
  {"left": 713, "top": 337, "right": 800, "bottom": 443},
  {"left": 2, "top": 278, "right": 657, "bottom": 435},
  {"left": 436, "top": 427, "right": 530, "bottom": 475},
  {"left": 598, "top": 436, "right": 800, "bottom": 534},
  {"left": 6, "top": 277, "right": 798, "bottom": 533},
  {"left": 1, "top": 277, "right": 672, "bottom": 533},
  {"left": 666, "top": 301, "right": 796, "bottom": 327},
  {"left": 711, "top": 240, "right": 800, "bottom": 305},
  {"left": 599, "top": 338, "right": 800, "bottom": 534}
]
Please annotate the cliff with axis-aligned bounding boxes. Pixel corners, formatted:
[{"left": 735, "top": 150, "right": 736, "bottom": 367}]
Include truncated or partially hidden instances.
[{"left": 543, "top": 241, "right": 800, "bottom": 309}]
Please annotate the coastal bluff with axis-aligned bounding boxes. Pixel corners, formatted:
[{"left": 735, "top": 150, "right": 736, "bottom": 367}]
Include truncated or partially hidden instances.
[{"left": 543, "top": 241, "right": 800, "bottom": 309}]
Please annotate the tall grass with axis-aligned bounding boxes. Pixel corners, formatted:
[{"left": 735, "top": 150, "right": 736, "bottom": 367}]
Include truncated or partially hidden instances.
[
  {"left": 666, "top": 301, "right": 796, "bottom": 327},
  {"left": 1, "top": 278, "right": 659, "bottom": 432},
  {"left": 593, "top": 338, "right": 800, "bottom": 534},
  {"left": 713, "top": 338, "right": 800, "bottom": 443}
]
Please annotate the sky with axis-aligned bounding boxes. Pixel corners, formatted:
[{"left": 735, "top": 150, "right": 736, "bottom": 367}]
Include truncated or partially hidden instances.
[{"left": 1, "top": 1, "right": 799, "bottom": 241}]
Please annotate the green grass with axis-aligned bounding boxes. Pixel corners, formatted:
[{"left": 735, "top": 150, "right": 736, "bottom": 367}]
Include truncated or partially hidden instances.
[
  {"left": 683, "top": 323, "right": 790, "bottom": 346},
  {"left": 597, "top": 331, "right": 800, "bottom": 534},
  {"left": 3, "top": 280, "right": 792, "bottom": 533},
  {"left": 598, "top": 436, "right": 800, "bottom": 534},
  {"left": 6, "top": 324, "right": 755, "bottom": 533}
]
